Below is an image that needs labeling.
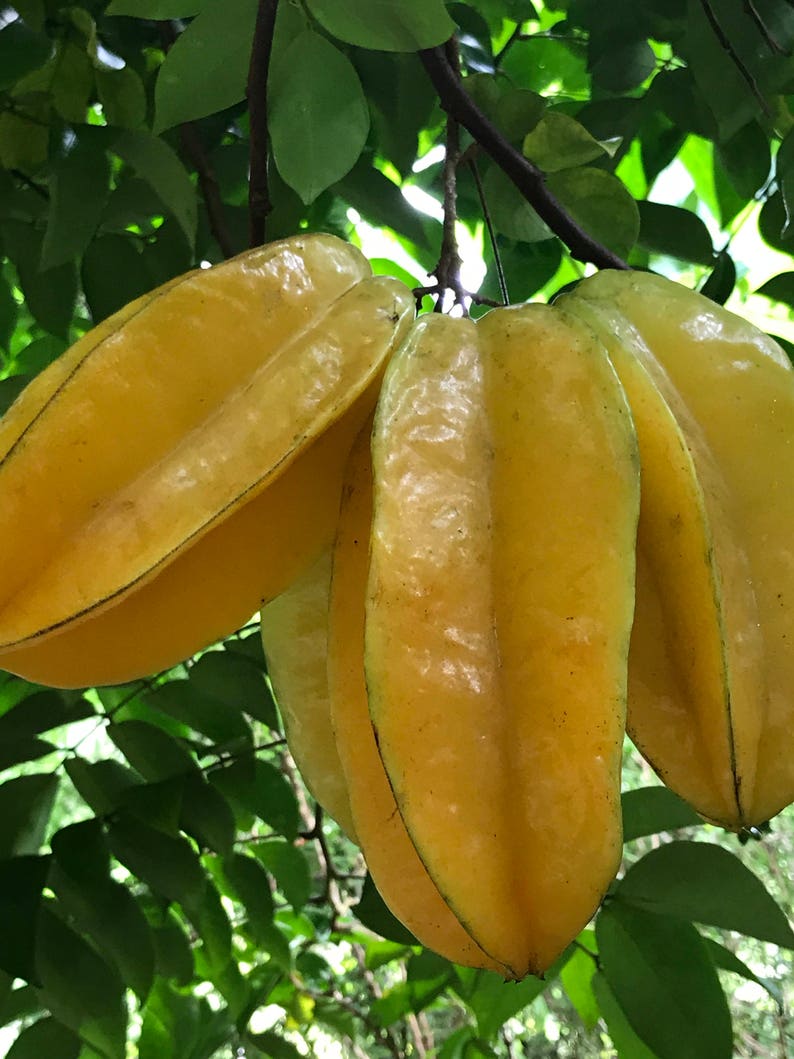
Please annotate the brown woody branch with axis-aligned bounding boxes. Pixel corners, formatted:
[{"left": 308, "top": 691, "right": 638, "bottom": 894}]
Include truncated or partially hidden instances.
[
  {"left": 247, "top": 0, "right": 279, "bottom": 247},
  {"left": 418, "top": 44, "right": 630, "bottom": 271},
  {"left": 159, "top": 22, "right": 236, "bottom": 259}
]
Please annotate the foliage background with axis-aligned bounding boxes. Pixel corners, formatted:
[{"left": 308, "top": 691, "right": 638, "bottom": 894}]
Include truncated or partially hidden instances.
[{"left": 0, "top": 0, "right": 793, "bottom": 1056}]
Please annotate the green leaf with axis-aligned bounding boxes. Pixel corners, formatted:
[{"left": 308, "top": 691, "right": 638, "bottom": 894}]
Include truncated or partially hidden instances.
[
  {"left": 354, "top": 874, "right": 419, "bottom": 947},
  {"left": 560, "top": 933, "right": 599, "bottom": 1031},
  {"left": 138, "top": 980, "right": 201, "bottom": 1059},
  {"left": 0, "top": 270, "right": 19, "bottom": 352},
  {"left": 106, "top": 0, "right": 200, "bottom": 13},
  {"left": 0, "top": 689, "right": 94, "bottom": 742},
  {"left": 353, "top": 52, "right": 434, "bottom": 175},
  {"left": 548, "top": 166, "right": 639, "bottom": 259},
  {"left": 591, "top": 972, "right": 658, "bottom": 1059},
  {"left": 464, "top": 967, "right": 549, "bottom": 1042},
  {"left": 108, "top": 720, "right": 196, "bottom": 782},
  {"left": 304, "top": 0, "right": 455, "bottom": 51},
  {"left": 107, "top": 813, "right": 205, "bottom": 906},
  {"left": 64, "top": 758, "right": 141, "bottom": 816},
  {"left": 483, "top": 165, "right": 552, "bottom": 242},
  {"left": 621, "top": 787, "right": 702, "bottom": 842},
  {"left": 5, "top": 1017, "right": 81, "bottom": 1059},
  {"left": 179, "top": 774, "right": 236, "bottom": 856},
  {"left": 96, "top": 67, "right": 146, "bottom": 130},
  {"left": 522, "top": 112, "right": 607, "bottom": 172},
  {"left": 705, "top": 937, "right": 783, "bottom": 1008},
  {"left": 153, "top": 0, "right": 258, "bottom": 132},
  {"left": 81, "top": 235, "right": 153, "bottom": 324},
  {"left": 188, "top": 649, "right": 273, "bottom": 731},
  {"left": 336, "top": 161, "right": 432, "bottom": 250},
  {"left": 246, "top": 1031, "right": 303, "bottom": 1059},
  {"left": 597, "top": 901, "right": 733, "bottom": 1059},
  {"left": 715, "top": 121, "right": 770, "bottom": 200},
  {"left": 112, "top": 130, "right": 197, "bottom": 249},
  {"left": 636, "top": 200, "right": 714, "bottom": 264},
  {"left": 496, "top": 88, "right": 546, "bottom": 143},
  {"left": 0, "top": 982, "right": 42, "bottom": 1030},
  {"left": 36, "top": 905, "right": 127, "bottom": 1059},
  {"left": 222, "top": 853, "right": 275, "bottom": 946},
  {"left": 184, "top": 878, "right": 231, "bottom": 970},
  {"left": 699, "top": 251, "right": 736, "bottom": 305},
  {"left": 269, "top": 29, "right": 369, "bottom": 205},
  {"left": 0, "top": 20, "right": 52, "bottom": 91},
  {"left": 151, "top": 912, "right": 193, "bottom": 986},
  {"left": 42, "top": 134, "right": 111, "bottom": 269},
  {"left": 48, "top": 860, "right": 156, "bottom": 1003},
  {"left": 252, "top": 839, "right": 311, "bottom": 910},
  {"left": 0, "top": 738, "right": 56, "bottom": 773},
  {"left": 51, "top": 820, "right": 109, "bottom": 886},
  {"left": 591, "top": 40, "right": 656, "bottom": 93},
  {"left": 0, "top": 855, "right": 50, "bottom": 982},
  {"left": 209, "top": 760, "right": 299, "bottom": 839},
  {"left": 117, "top": 776, "right": 185, "bottom": 834},
  {"left": 756, "top": 271, "right": 794, "bottom": 308},
  {"left": 2, "top": 221, "right": 78, "bottom": 338},
  {"left": 616, "top": 841, "right": 794, "bottom": 948},
  {"left": 0, "top": 774, "right": 58, "bottom": 858}
]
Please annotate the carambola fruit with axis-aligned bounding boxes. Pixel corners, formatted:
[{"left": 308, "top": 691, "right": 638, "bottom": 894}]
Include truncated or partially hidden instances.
[{"left": 0, "top": 233, "right": 413, "bottom": 687}]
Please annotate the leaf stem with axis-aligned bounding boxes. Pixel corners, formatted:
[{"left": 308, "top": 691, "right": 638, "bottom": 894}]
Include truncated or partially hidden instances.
[
  {"left": 419, "top": 44, "right": 630, "bottom": 271},
  {"left": 247, "top": 0, "right": 279, "bottom": 248}
]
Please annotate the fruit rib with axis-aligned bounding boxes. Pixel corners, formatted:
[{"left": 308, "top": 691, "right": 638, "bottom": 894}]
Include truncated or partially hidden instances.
[
  {"left": 328, "top": 415, "right": 502, "bottom": 972},
  {"left": 261, "top": 548, "right": 358, "bottom": 840},
  {"left": 364, "top": 310, "right": 639, "bottom": 977},
  {"left": 562, "top": 294, "right": 753, "bottom": 828},
  {"left": 570, "top": 271, "right": 794, "bottom": 825}
]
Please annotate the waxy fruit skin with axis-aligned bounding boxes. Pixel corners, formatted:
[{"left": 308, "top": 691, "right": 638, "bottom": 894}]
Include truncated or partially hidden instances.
[
  {"left": 260, "top": 548, "right": 358, "bottom": 841},
  {"left": 565, "top": 270, "right": 794, "bottom": 828},
  {"left": 0, "top": 234, "right": 413, "bottom": 687},
  {"left": 364, "top": 310, "right": 640, "bottom": 978},
  {"left": 328, "top": 420, "right": 503, "bottom": 972}
]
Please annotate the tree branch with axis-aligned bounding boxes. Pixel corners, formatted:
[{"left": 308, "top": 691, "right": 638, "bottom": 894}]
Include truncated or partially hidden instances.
[
  {"left": 159, "top": 22, "right": 236, "bottom": 259},
  {"left": 418, "top": 44, "right": 630, "bottom": 271},
  {"left": 247, "top": 0, "right": 279, "bottom": 248}
]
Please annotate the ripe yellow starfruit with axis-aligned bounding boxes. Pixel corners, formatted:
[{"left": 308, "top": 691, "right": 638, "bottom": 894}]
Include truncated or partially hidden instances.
[
  {"left": 357, "top": 309, "right": 640, "bottom": 978},
  {"left": 564, "top": 271, "right": 794, "bottom": 828},
  {"left": 0, "top": 234, "right": 413, "bottom": 687}
]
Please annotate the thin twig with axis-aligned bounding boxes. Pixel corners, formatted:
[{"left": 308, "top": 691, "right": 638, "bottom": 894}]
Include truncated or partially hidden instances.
[
  {"left": 159, "top": 23, "right": 236, "bottom": 258},
  {"left": 10, "top": 169, "right": 49, "bottom": 200},
  {"left": 419, "top": 44, "right": 630, "bottom": 270},
  {"left": 469, "top": 158, "right": 508, "bottom": 305},
  {"left": 743, "top": 0, "right": 788, "bottom": 53},
  {"left": 700, "top": 0, "right": 772, "bottom": 116},
  {"left": 247, "top": 0, "right": 279, "bottom": 247},
  {"left": 494, "top": 23, "right": 522, "bottom": 68}
]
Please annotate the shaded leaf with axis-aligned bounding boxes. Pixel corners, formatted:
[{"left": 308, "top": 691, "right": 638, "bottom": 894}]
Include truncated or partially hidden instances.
[
  {"left": 151, "top": 911, "right": 193, "bottom": 986},
  {"left": 106, "top": 1, "right": 200, "bottom": 13},
  {"left": 621, "top": 787, "right": 702, "bottom": 842},
  {"left": 108, "top": 720, "right": 196, "bottom": 782},
  {"left": 107, "top": 812, "right": 205, "bottom": 906},
  {"left": 96, "top": 66, "right": 146, "bottom": 129},
  {"left": 336, "top": 161, "right": 431, "bottom": 250},
  {"left": 153, "top": 0, "right": 258, "bottom": 132},
  {"left": 715, "top": 121, "right": 770, "bottom": 200},
  {"left": 112, "top": 130, "right": 197, "bottom": 249},
  {"left": 0, "top": 855, "right": 49, "bottom": 982},
  {"left": 699, "top": 251, "right": 736, "bottom": 305},
  {"left": 548, "top": 166, "right": 639, "bottom": 259},
  {"left": 616, "top": 841, "right": 794, "bottom": 948},
  {"left": 64, "top": 758, "right": 140, "bottom": 816},
  {"left": 81, "top": 234, "right": 153, "bottom": 324},
  {"left": 463, "top": 966, "right": 550, "bottom": 1042},
  {"left": 36, "top": 905, "right": 127, "bottom": 1059},
  {"left": 252, "top": 839, "right": 311, "bottom": 910},
  {"left": 591, "top": 39, "right": 655, "bottom": 93},
  {"left": 41, "top": 134, "right": 111, "bottom": 269},
  {"left": 0, "top": 689, "right": 94, "bottom": 741},
  {"left": 0, "top": 774, "right": 58, "bottom": 858},
  {"left": 222, "top": 852, "right": 275, "bottom": 946},
  {"left": 756, "top": 271, "right": 794, "bottom": 308},
  {"left": 705, "top": 937, "right": 783, "bottom": 1008},
  {"left": 597, "top": 901, "right": 733, "bottom": 1059},
  {"left": 189, "top": 650, "right": 272, "bottom": 731},
  {"left": 354, "top": 874, "right": 418, "bottom": 947},
  {"left": 246, "top": 1031, "right": 303, "bottom": 1059},
  {"left": 0, "top": 738, "right": 56, "bottom": 773},
  {"left": 636, "top": 200, "right": 714, "bottom": 264},
  {"left": 184, "top": 878, "right": 231, "bottom": 970},
  {"left": 591, "top": 971, "right": 658, "bottom": 1059},
  {"left": 2, "top": 221, "right": 78, "bottom": 338},
  {"left": 209, "top": 760, "right": 299, "bottom": 839},
  {"left": 269, "top": 29, "right": 369, "bottom": 204},
  {"left": 0, "top": 20, "right": 52, "bottom": 91},
  {"left": 560, "top": 932, "right": 599, "bottom": 1030},
  {"left": 304, "top": 0, "right": 455, "bottom": 51},
  {"left": 483, "top": 164, "right": 552, "bottom": 242},
  {"left": 180, "top": 774, "right": 236, "bottom": 856},
  {"left": 138, "top": 980, "right": 200, "bottom": 1059},
  {"left": 5, "top": 1016, "right": 81, "bottom": 1059}
]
